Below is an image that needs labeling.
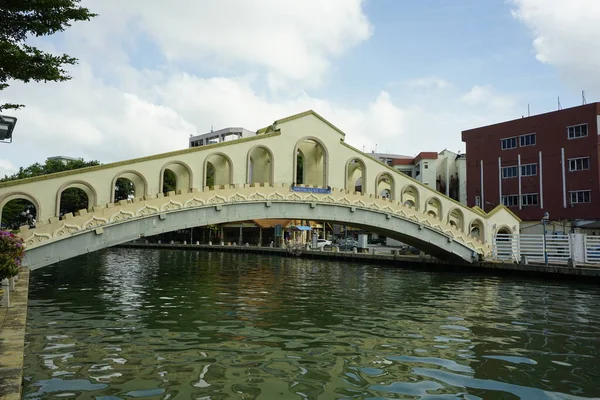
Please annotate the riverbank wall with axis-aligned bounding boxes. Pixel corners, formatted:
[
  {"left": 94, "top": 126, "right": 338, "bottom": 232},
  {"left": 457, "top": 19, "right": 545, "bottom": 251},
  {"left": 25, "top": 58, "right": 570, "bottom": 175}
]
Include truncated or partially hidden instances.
[
  {"left": 119, "top": 242, "right": 600, "bottom": 281},
  {"left": 0, "top": 269, "right": 30, "bottom": 400}
]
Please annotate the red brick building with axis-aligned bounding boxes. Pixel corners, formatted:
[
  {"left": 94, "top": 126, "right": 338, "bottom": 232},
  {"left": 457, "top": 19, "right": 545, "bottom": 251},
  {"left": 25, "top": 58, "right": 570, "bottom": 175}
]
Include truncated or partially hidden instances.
[{"left": 462, "top": 103, "right": 600, "bottom": 223}]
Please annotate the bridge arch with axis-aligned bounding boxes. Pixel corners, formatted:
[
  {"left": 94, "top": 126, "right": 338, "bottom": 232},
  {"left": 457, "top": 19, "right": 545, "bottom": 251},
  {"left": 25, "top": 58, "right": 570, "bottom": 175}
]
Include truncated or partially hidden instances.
[
  {"left": 159, "top": 161, "right": 193, "bottom": 194},
  {"left": 204, "top": 152, "right": 234, "bottom": 188},
  {"left": 55, "top": 180, "right": 98, "bottom": 216},
  {"left": 425, "top": 196, "right": 443, "bottom": 220},
  {"left": 22, "top": 199, "right": 485, "bottom": 270},
  {"left": 375, "top": 172, "right": 395, "bottom": 200},
  {"left": 401, "top": 184, "right": 420, "bottom": 209},
  {"left": 0, "top": 191, "right": 41, "bottom": 228},
  {"left": 448, "top": 207, "right": 465, "bottom": 232},
  {"left": 247, "top": 145, "right": 274, "bottom": 185},
  {"left": 495, "top": 225, "right": 513, "bottom": 235},
  {"left": 111, "top": 170, "right": 148, "bottom": 203},
  {"left": 345, "top": 158, "right": 366, "bottom": 193},
  {"left": 469, "top": 218, "right": 485, "bottom": 242},
  {"left": 293, "top": 136, "right": 328, "bottom": 187}
]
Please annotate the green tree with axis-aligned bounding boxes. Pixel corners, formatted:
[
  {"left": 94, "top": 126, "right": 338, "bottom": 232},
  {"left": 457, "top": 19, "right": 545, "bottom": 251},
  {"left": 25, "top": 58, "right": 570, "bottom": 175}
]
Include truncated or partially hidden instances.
[
  {"left": 296, "top": 151, "right": 304, "bottom": 184},
  {"left": 0, "top": 0, "right": 96, "bottom": 111},
  {"left": 114, "top": 178, "right": 135, "bottom": 202},
  {"left": 206, "top": 163, "right": 215, "bottom": 187},
  {"left": 162, "top": 169, "right": 177, "bottom": 193}
]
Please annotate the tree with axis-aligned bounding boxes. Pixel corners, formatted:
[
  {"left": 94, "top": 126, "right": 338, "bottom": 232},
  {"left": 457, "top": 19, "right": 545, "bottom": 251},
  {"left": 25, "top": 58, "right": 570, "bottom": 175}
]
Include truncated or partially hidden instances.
[
  {"left": 0, "top": 0, "right": 96, "bottom": 111},
  {"left": 114, "top": 178, "right": 135, "bottom": 202},
  {"left": 162, "top": 169, "right": 177, "bottom": 193}
]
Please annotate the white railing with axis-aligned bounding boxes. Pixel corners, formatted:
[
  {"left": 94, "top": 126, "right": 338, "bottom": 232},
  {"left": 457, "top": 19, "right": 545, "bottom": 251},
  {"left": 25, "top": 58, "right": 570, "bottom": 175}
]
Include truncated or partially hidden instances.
[
  {"left": 584, "top": 235, "right": 600, "bottom": 264},
  {"left": 493, "top": 233, "right": 600, "bottom": 266}
]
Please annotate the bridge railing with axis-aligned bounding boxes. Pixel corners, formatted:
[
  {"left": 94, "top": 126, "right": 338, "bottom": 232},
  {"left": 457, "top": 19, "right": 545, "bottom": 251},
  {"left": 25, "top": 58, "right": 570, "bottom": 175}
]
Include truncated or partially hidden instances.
[
  {"left": 17, "top": 183, "right": 493, "bottom": 260},
  {"left": 493, "top": 233, "right": 600, "bottom": 266}
]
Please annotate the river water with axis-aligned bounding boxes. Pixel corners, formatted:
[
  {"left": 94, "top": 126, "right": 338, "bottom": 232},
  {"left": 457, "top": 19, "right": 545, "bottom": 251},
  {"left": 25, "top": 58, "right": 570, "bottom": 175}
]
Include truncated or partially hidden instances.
[{"left": 23, "top": 248, "right": 600, "bottom": 399}]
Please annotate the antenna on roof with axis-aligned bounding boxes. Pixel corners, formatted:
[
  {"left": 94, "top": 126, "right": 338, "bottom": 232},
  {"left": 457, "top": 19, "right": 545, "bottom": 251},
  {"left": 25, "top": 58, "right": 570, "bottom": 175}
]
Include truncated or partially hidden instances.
[
  {"left": 557, "top": 96, "right": 562, "bottom": 110},
  {"left": 210, "top": 125, "right": 214, "bottom": 132},
  {"left": 582, "top": 90, "right": 587, "bottom": 105},
  {"left": 527, "top": 103, "right": 530, "bottom": 117}
]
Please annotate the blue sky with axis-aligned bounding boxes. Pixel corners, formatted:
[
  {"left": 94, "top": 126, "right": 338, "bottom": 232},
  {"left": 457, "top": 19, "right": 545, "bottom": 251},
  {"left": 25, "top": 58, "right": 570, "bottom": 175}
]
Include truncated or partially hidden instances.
[{"left": 0, "top": 0, "right": 598, "bottom": 174}]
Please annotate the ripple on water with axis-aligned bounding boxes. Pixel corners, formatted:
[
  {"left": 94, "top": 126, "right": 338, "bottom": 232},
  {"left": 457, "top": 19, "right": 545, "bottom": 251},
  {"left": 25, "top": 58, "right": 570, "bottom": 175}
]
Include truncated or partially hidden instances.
[{"left": 23, "top": 249, "right": 600, "bottom": 399}]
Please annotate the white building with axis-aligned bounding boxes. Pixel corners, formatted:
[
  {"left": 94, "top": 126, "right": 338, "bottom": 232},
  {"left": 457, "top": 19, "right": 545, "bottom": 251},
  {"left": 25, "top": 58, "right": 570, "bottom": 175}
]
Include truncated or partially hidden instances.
[
  {"left": 368, "top": 150, "right": 467, "bottom": 204},
  {"left": 189, "top": 127, "right": 256, "bottom": 148}
]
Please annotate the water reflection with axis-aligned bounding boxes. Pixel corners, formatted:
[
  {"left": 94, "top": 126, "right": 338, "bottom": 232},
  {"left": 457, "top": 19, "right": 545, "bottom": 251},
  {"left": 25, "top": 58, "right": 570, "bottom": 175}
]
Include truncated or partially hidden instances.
[{"left": 24, "top": 248, "right": 600, "bottom": 399}]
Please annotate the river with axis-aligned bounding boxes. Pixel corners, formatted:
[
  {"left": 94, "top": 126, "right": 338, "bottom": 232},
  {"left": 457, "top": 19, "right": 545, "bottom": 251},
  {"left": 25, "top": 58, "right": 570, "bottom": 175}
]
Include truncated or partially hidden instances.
[{"left": 23, "top": 248, "right": 600, "bottom": 399}]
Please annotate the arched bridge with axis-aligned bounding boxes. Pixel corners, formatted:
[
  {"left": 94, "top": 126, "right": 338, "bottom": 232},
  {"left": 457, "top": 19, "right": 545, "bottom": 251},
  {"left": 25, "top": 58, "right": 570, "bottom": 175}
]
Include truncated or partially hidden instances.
[{"left": 0, "top": 110, "right": 520, "bottom": 269}]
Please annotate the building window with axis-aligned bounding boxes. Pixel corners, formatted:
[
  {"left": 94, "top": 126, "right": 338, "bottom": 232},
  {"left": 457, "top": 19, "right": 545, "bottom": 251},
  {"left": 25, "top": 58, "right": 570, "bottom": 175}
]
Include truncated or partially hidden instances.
[
  {"left": 424, "top": 163, "right": 429, "bottom": 169},
  {"left": 567, "top": 124, "right": 588, "bottom": 139},
  {"left": 501, "top": 195, "right": 519, "bottom": 207},
  {"left": 568, "top": 157, "right": 590, "bottom": 172},
  {"left": 501, "top": 166, "right": 518, "bottom": 179},
  {"left": 521, "top": 163, "right": 537, "bottom": 176},
  {"left": 570, "top": 190, "right": 591, "bottom": 204},
  {"left": 521, "top": 193, "right": 539, "bottom": 206},
  {"left": 519, "top": 133, "right": 536, "bottom": 147},
  {"left": 501, "top": 137, "right": 517, "bottom": 150},
  {"left": 399, "top": 170, "right": 412, "bottom": 177}
]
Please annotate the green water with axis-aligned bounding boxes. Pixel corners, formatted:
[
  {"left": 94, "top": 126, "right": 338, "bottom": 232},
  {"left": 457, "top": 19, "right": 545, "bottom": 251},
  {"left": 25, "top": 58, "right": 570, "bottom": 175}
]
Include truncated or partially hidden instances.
[{"left": 23, "top": 248, "right": 600, "bottom": 399}]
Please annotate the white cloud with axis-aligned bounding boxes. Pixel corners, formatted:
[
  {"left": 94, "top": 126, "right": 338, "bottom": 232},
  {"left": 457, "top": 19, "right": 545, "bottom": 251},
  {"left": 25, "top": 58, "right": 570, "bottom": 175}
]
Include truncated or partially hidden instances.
[
  {"left": 460, "top": 85, "right": 516, "bottom": 109},
  {"left": 511, "top": 0, "right": 600, "bottom": 91},
  {"left": 405, "top": 77, "right": 451, "bottom": 90},
  {"left": 0, "top": 1, "right": 525, "bottom": 173},
  {"left": 70, "top": 0, "right": 372, "bottom": 91},
  {"left": 0, "top": 159, "right": 17, "bottom": 178}
]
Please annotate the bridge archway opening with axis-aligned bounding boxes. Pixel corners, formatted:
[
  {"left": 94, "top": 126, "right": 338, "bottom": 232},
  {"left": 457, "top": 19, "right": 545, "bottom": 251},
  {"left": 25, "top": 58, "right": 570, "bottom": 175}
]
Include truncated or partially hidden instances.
[
  {"left": 426, "top": 197, "right": 443, "bottom": 220},
  {"left": 0, "top": 194, "right": 38, "bottom": 230},
  {"left": 247, "top": 146, "right": 273, "bottom": 185},
  {"left": 294, "top": 137, "right": 327, "bottom": 187},
  {"left": 112, "top": 171, "right": 147, "bottom": 203},
  {"left": 205, "top": 153, "right": 233, "bottom": 188},
  {"left": 448, "top": 208, "right": 465, "bottom": 231},
  {"left": 496, "top": 226, "right": 512, "bottom": 235},
  {"left": 161, "top": 162, "right": 192, "bottom": 194},
  {"left": 401, "top": 185, "right": 419, "bottom": 209},
  {"left": 56, "top": 181, "right": 96, "bottom": 217},
  {"left": 375, "top": 172, "right": 395, "bottom": 200},
  {"left": 346, "top": 158, "right": 366, "bottom": 193},
  {"left": 470, "top": 219, "right": 485, "bottom": 242}
]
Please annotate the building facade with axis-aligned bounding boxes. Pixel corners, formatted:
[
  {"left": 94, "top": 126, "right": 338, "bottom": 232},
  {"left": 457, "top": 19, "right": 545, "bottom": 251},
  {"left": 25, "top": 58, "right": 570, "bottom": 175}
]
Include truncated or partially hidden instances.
[
  {"left": 462, "top": 102, "right": 600, "bottom": 228},
  {"left": 189, "top": 127, "right": 256, "bottom": 148},
  {"left": 369, "top": 150, "right": 467, "bottom": 204}
]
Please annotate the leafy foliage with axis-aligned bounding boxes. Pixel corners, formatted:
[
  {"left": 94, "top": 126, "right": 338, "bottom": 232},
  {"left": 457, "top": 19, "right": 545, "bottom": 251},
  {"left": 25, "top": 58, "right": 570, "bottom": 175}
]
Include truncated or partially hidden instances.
[
  {"left": 114, "top": 178, "right": 135, "bottom": 202},
  {"left": 0, "top": 0, "right": 96, "bottom": 111},
  {"left": 206, "top": 163, "right": 215, "bottom": 187},
  {"left": 296, "top": 151, "right": 304, "bottom": 184},
  {"left": 163, "top": 169, "right": 177, "bottom": 193},
  {"left": 0, "top": 230, "right": 24, "bottom": 280}
]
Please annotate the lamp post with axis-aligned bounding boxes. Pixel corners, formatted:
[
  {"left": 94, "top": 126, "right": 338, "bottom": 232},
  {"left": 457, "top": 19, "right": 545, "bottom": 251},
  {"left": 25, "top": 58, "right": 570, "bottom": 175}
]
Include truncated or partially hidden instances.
[{"left": 542, "top": 212, "right": 550, "bottom": 265}]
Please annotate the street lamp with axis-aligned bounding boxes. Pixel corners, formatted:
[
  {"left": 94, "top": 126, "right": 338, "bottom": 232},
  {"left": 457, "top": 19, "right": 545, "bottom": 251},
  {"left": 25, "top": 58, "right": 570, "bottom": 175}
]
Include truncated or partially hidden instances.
[
  {"left": 0, "top": 115, "right": 18, "bottom": 144},
  {"left": 542, "top": 212, "right": 550, "bottom": 265}
]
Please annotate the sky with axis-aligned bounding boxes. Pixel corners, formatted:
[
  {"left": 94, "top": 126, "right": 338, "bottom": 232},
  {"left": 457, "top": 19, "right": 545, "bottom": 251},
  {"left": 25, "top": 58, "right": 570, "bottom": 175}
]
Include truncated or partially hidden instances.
[{"left": 1, "top": 0, "right": 599, "bottom": 177}]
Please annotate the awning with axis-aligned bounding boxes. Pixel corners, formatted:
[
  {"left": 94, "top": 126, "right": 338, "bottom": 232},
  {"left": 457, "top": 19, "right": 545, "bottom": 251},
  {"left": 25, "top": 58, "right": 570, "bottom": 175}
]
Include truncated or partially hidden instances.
[{"left": 294, "top": 226, "right": 312, "bottom": 231}]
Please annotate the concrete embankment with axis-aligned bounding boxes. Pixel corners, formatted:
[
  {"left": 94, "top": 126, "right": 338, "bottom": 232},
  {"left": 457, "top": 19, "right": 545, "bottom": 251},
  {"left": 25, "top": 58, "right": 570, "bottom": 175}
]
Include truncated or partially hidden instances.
[
  {"left": 0, "top": 269, "right": 30, "bottom": 400},
  {"left": 119, "top": 242, "right": 600, "bottom": 281}
]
